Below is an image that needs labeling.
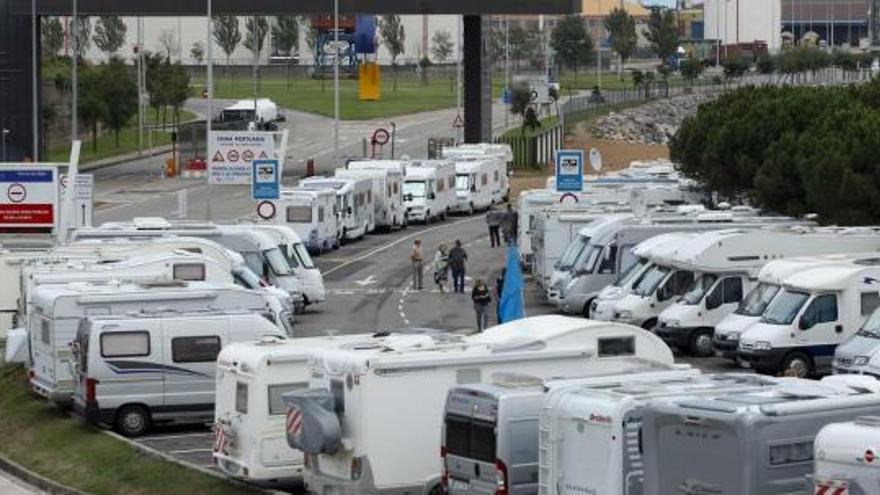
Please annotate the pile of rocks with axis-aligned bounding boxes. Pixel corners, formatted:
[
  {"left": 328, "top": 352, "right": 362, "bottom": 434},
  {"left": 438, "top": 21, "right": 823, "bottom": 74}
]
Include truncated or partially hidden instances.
[{"left": 592, "top": 93, "right": 715, "bottom": 145}]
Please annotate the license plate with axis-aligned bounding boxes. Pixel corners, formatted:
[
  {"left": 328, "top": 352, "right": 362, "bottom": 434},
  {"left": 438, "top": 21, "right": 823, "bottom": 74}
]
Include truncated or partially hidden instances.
[
  {"left": 738, "top": 358, "right": 751, "bottom": 369},
  {"left": 449, "top": 478, "right": 470, "bottom": 492}
]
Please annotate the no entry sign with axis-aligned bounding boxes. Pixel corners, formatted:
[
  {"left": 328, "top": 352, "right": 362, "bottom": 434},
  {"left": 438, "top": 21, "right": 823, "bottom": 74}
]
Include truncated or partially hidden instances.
[{"left": 0, "top": 167, "right": 58, "bottom": 229}]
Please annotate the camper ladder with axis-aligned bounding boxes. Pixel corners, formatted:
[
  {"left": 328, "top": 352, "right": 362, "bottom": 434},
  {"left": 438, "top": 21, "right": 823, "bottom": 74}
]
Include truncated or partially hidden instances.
[{"left": 537, "top": 407, "right": 555, "bottom": 495}]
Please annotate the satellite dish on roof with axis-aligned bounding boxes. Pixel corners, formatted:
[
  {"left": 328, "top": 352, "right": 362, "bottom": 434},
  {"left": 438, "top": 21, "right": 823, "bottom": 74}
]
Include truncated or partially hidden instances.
[{"left": 589, "top": 148, "right": 603, "bottom": 172}]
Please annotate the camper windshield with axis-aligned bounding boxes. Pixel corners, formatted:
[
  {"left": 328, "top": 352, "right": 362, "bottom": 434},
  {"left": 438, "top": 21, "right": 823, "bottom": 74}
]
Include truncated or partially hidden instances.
[
  {"left": 559, "top": 236, "right": 589, "bottom": 270},
  {"left": 234, "top": 266, "right": 265, "bottom": 288},
  {"left": 613, "top": 258, "right": 647, "bottom": 286},
  {"left": 682, "top": 274, "right": 719, "bottom": 305},
  {"left": 858, "top": 309, "right": 880, "bottom": 339},
  {"left": 403, "top": 181, "right": 426, "bottom": 198},
  {"left": 264, "top": 248, "right": 292, "bottom": 276},
  {"left": 735, "top": 282, "right": 780, "bottom": 317},
  {"left": 633, "top": 265, "right": 669, "bottom": 296},
  {"left": 761, "top": 289, "right": 809, "bottom": 325},
  {"left": 293, "top": 243, "right": 315, "bottom": 269},
  {"left": 455, "top": 174, "right": 470, "bottom": 191},
  {"left": 578, "top": 244, "right": 603, "bottom": 273}
]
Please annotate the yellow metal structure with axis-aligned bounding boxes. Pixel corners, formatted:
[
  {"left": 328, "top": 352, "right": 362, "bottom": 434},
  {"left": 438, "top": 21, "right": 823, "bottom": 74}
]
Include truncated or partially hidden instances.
[{"left": 358, "top": 62, "right": 381, "bottom": 101}]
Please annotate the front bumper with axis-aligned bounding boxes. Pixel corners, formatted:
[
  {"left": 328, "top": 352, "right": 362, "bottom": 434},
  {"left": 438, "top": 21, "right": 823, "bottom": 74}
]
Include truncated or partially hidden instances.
[
  {"left": 736, "top": 347, "right": 788, "bottom": 373},
  {"left": 406, "top": 209, "right": 427, "bottom": 222},
  {"left": 712, "top": 335, "right": 740, "bottom": 359},
  {"left": 654, "top": 325, "right": 699, "bottom": 349}
]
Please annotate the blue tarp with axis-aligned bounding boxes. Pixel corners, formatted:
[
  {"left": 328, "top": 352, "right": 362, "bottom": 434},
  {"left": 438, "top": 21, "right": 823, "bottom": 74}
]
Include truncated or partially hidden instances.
[
  {"left": 499, "top": 245, "right": 525, "bottom": 323},
  {"left": 355, "top": 16, "right": 377, "bottom": 54}
]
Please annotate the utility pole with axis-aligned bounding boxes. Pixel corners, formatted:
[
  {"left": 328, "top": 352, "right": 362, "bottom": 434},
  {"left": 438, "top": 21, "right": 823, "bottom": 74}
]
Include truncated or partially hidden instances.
[
  {"left": 505, "top": 16, "right": 510, "bottom": 128},
  {"left": 71, "top": 0, "right": 78, "bottom": 142},
  {"left": 253, "top": 15, "right": 259, "bottom": 126},
  {"left": 206, "top": 0, "right": 213, "bottom": 220},
  {"left": 32, "top": 0, "right": 39, "bottom": 159},
  {"left": 333, "top": 0, "right": 340, "bottom": 167}
]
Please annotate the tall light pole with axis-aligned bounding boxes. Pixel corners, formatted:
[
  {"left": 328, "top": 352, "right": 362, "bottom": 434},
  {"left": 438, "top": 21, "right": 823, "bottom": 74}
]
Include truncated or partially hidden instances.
[
  {"left": 333, "top": 0, "right": 340, "bottom": 167},
  {"left": 71, "top": 0, "right": 77, "bottom": 142},
  {"left": 2, "top": 129, "right": 10, "bottom": 161},
  {"left": 505, "top": 16, "right": 510, "bottom": 128},
  {"left": 206, "top": 0, "right": 214, "bottom": 220},
  {"left": 456, "top": 15, "right": 462, "bottom": 143},
  {"left": 32, "top": 0, "right": 39, "bottom": 159},
  {"left": 253, "top": 15, "right": 259, "bottom": 125}
]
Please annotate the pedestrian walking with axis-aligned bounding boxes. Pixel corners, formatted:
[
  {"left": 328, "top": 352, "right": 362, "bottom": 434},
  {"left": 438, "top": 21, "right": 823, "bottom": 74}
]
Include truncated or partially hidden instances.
[
  {"left": 448, "top": 240, "right": 468, "bottom": 293},
  {"left": 410, "top": 239, "right": 424, "bottom": 290},
  {"left": 486, "top": 205, "right": 502, "bottom": 248},
  {"left": 433, "top": 244, "right": 450, "bottom": 293},
  {"left": 495, "top": 268, "right": 506, "bottom": 323},
  {"left": 471, "top": 279, "right": 492, "bottom": 331},
  {"left": 502, "top": 204, "right": 518, "bottom": 246}
]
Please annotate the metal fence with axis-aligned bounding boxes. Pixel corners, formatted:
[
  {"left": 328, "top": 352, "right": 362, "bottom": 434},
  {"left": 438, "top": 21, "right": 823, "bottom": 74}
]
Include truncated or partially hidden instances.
[{"left": 495, "top": 122, "right": 564, "bottom": 169}]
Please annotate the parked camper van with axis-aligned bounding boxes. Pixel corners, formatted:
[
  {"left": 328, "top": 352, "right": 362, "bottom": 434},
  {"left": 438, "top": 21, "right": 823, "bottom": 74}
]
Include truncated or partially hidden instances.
[
  {"left": 441, "top": 368, "right": 701, "bottom": 495},
  {"left": 404, "top": 160, "right": 456, "bottom": 223},
  {"left": 450, "top": 159, "right": 494, "bottom": 214},
  {"left": 28, "top": 282, "right": 284, "bottom": 405},
  {"left": 283, "top": 316, "right": 675, "bottom": 495},
  {"left": 737, "top": 257, "right": 880, "bottom": 377},
  {"left": 442, "top": 144, "right": 512, "bottom": 203},
  {"left": 833, "top": 306, "right": 880, "bottom": 377},
  {"left": 299, "top": 177, "right": 374, "bottom": 240},
  {"left": 72, "top": 311, "right": 285, "bottom": 436},
  {"left": 641, "top": 375, "right": 880, "bottom": 495},
  {"left": 810, "top": 416, "right": 880, "bottom": 495},
  {"left": 654, "top": 230, "right": 880, "bottom": 356},
  {"left": 272, "top": 188, "right": 339, "bottom": 253},
  {"left": 335, "top": 167, "right": 405, "bottom": 230}
]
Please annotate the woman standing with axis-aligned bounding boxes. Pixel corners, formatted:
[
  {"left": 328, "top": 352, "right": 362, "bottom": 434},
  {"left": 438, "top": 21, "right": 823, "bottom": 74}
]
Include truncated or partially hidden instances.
[
  {"left": 433, "top": 244, "right": 450, "bottom": 293},
  {"left": 471, "top": 279, "right": 492, "bottom": 331}
]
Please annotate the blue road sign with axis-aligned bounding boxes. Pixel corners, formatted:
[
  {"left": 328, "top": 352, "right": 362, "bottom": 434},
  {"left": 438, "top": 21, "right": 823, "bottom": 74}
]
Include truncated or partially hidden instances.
[
  {"left": 502, "top": 87, "right": 512, "bottom": 104},
  {"left": 555, "top": 150, "right": 584, "bottom": 192},
  {"left": 252, "top": 159, "right": 280, "bottom": 200}
]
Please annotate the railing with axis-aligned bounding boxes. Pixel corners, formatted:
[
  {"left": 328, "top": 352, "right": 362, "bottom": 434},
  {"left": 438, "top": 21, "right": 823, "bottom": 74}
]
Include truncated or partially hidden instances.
[{"left": 495, "top": 122, "right": 563, "bottom": 169}]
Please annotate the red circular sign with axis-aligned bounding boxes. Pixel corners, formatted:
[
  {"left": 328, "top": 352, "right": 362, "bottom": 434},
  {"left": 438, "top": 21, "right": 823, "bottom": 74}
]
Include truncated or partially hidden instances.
[
  {"left": 559, "top": 192, "right": 579, "bottom": 204},
  {"left": 372, "top": 128, "right": 390, "bottom": 145},
  {"left": 227, "top": 150, "right": 240, "bottom": 162},
  {"left": 242, "top": 150, "right": 255, "bottom": 162},
  {"left": 866, "top": 450, "right": 875, "bottom": 463},
  {"left": 256, "top": 201, "right": 276, "bottom": 220},
  {"left": 7, "top": 183, "right": 26, "bottom": 203}
]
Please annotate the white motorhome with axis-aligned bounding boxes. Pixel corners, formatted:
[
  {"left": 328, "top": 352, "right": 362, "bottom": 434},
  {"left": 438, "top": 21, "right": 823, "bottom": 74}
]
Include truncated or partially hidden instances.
[
  {"left": 335, "top": 167, "right": 405, "bottom": 230},
  {"left": 442, "top": 144, "right": 512, "bottom": 203},
  {"left": 737, "top": 258, "right": 880, "bottom": 377},
  {"left": 810, "top": 416, "right": 880, "bottom": 495},
  {"left": 299, "top": 177, "right": 374, "bottom": 240},
  {"left": 450, "top": 159, "right": 494, "bottom": 214},
  {"left": 28, "top": 281, "right": 284, "bottom": 405},
  {"left": 404, "top": 160, "right": 456, "bottom": 223},
  {"left": 272, "top": 188, "right": 339, "bottom": 253},
  {"left": 654, "top": 229, "right": 880, "bottom": 356},
  {"left": 283, "top": 316, "right": 675, "bottom": 495},
  {"left": 72, "top": 311, "right": 285, "bottom": 436}
]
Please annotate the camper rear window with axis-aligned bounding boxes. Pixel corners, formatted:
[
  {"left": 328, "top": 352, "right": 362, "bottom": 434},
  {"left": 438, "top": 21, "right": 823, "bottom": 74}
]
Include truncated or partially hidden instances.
[
  {"left": 171, "top": 336, "right": 221, "bottom": 363},
  {"left": 268, "top": 382, "right": 307, "bottom": 415},
  {"left": 598, "top": 336, "right": 635, "bottom": 357},
  {"left": 236, "top": 382, "right": 248, "bottom": 414},
  {"left": 100, "top": 331, "right": 150, "bottom": 358},
  {"left": 173, "top": 263, "right": 206, "bottom": 281},
  {"left": 444, "top": 414, "right": 497, "bottom": 463},
  {"left": 287, "top": 206, "right": 312, "bottom": 223},
  {"left": 769, "top": 440, "right": 813, "bottom": 466},
  {"left": 40, "top": 319, "right": 50, "bottom": 344}
]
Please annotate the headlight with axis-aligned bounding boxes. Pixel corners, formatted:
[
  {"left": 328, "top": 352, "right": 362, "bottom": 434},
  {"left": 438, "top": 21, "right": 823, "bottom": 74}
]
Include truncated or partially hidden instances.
[
  {"left": 854, "top": 355, "right": 871, "bottom": 366},
  {"left": 753, "top": 341, "right": 773, "bottom": 351},
  {"left": 664, "top": 319, "right": 680, "bottom": 328},
  {"left": 727, "top": 332, "right": 740, "bottom": 341}
]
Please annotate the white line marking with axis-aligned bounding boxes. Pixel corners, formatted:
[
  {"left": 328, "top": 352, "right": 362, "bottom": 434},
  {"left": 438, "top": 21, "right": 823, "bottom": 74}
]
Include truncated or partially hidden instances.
[
  {"left": 169, "top": 448, "right": 214, "bottom": 454},
  {"left": 140, "top": 432, "right": 211, "bottom": 441}
]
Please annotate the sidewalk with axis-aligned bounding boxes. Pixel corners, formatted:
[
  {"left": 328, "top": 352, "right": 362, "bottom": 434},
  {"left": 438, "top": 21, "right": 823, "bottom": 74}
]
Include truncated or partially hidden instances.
[{"left": 0, "top": 470, "right": 42, "bottom": 495}]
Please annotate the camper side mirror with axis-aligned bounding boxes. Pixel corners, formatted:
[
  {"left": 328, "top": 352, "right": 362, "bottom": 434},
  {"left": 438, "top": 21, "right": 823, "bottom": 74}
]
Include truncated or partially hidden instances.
[
  {"left": 705, "top": 287, "right": 723, "bottom": 311},
  {"left": 799, "top": 315, "right": 815, "bottom": 330},
  {"left": 427, "top": 192, "right": 436, "bottom": 200},
  {"left": 470, "top": 184, "right": 477, "bottom": 193},
  {"left": 347, "top": 206, "right": 353, "bottom": 215}
]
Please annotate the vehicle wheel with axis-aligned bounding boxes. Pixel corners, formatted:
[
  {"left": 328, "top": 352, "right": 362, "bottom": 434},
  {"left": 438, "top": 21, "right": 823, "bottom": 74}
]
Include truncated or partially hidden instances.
[
  {"left": 689, "top": 328, "right": 715, "bottom": 357},
  {"left": 641, "top": 318, "right": 658, "bottom": 332},
  {"left": 781, "top": 352, "right": 813, "bottom": 378},
  {"left": 582, "top": 299, "right": 594, "bottom": 319},
  {"left": 115, "top": 405, "right": 151, "bottom": 437}
]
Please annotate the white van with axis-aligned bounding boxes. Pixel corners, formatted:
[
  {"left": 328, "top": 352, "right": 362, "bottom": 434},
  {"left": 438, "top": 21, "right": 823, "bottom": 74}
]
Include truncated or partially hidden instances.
[
  {"left": 450, "top": 159, "right": 494, "bottom": 214},
  {"left": 28, "top": 281, "right": 284, "bottom": 405},
  {"left": 655, "top": 229, "right": 880, "bottom": 356},
  {"left": 811, "top": 416, "right": 880, "bottom": 495},
  {"left": 283, "top": 316, "right": 675, "bottom": 495},
  {"left": 738, "top": 257, "right": 880, "bottom": 377},
  {"left": 272, "top": 188, "right": 339, "bottom": 253},
  {"left": 299, "top": 177, "right": 374, "bottom": 240},
  {"left": 404, "top": 160, "right": 456, "bottom": 223},
  {"left": 72, "top": 311, "right": 285, "bottom": 437},
  {"left": 335, "top": 167, "right": 405, "bottom": 231}
]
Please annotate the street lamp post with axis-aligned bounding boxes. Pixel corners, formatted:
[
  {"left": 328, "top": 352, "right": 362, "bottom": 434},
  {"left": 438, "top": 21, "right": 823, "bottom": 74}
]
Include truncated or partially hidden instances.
[
  {"left": 2, "top": 129, "right": 11, "bottom": 162},
  {"left": 206, "top": 0, "right": 214, "bottom": 220},
  {"left": 333, "top": 0, "right": 340, "bottom": 167}
]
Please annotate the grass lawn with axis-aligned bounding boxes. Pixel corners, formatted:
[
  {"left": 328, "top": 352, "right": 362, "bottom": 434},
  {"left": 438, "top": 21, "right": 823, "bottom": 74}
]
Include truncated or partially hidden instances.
[
  {"left": 0, "top": 364, "right": 260, "bottom": 495},
  {"left": 47, "top": 108, "right": 196, "bottom": 164},
  {"left": 203, "top": 72, "right": 503, "bottom": 120}
]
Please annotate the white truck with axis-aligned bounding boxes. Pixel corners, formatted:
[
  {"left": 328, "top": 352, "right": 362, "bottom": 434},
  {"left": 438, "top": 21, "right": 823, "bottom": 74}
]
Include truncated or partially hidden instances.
[
  {"left": 271, "top": 188, "right": 339, "bottom": 253},
  {"left": 450, "top": 159, "right": 494, "bottom": 215},
  {"left": 404, "top": 160, "right": 456, "bottom": 224},
  {"left": 810, "top": 416, "right": 880, "bottom": 495},
  {"left": 282, "top": 315, "right": 675, "bottom": 495},
  {"left": 220, "top": 98, "right": 279, "bottom": 126},
  {"left": 299, "top": 177, "right": 374, "bottom": 240},
  {"left": 335, "top": 167, "right": 405, "bottom": 231}
]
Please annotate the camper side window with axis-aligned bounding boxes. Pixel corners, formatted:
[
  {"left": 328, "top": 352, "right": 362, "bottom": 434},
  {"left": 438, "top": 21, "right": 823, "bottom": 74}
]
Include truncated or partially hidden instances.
[
  {"left": 493, "top": 170, "right": 499, "bottom": 182},
  {"left": 173, "top": 263, "right": 206, "bottom": 281},
  {"left": 722, "top": 277, "right": 744, "bottom": 304},
  {"left": 40, "top": 319, "right": 50, "bottom": 344},
  {"left": 481, "top": 173, "right": 488, "bottom": 186},
  {"left": 287, "top": 206, "right": 312, "bottom": 223},
  {"left": 801, "top": 294, "right": 838, "bottom": 329},
  {"left": 768, "top": 440, "right": 813, "bottom": 466},
  {"left": 448, "top": 176, "right": 455, "bottom": 189},
  {"left": 598, "top": 337, "right": 635, "bottom": 357},
  {"left": 235, "top": 382, "right": 248, "bottom": 414},
  {"left": 100, "top": 331, "right": 150, "bottom": 358},
  {"left": 171, "top": 336, "right": 221, "bottom": 363},
  {"left": 597, "top": 245, "right": 617, "bottom": 274},
  {"left": 318, "top": 206, "right": 325, "bottom": 222},
  {"left": 393, "top": 182, "right": 400, "bottom": 194},
  {"left": 861, "top": 292, "right": 880, "bottom": 317},
  {"left": 268, "top": 382, "right": 307, "bottom": 415}
]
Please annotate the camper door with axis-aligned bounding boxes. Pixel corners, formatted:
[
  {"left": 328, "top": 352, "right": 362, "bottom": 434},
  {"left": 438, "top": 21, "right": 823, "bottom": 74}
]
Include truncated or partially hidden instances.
[
  {"left": 796, "top": 292, "right": 842, "bottom": 368},
  {"left": 161, "top": 317, "right": 224, "bottom": 410}
]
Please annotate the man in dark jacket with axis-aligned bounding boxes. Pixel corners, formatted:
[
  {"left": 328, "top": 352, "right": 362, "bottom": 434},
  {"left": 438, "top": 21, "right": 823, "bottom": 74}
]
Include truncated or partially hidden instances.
[
  {"left": 448, "top": 239, "right": 468, "bottom": 294},
  {"left": 502, "top": 204, "right": 518, "bottom": 245},
  {"left": 485, "top": 206, "right": 502, "bottom": 248}
]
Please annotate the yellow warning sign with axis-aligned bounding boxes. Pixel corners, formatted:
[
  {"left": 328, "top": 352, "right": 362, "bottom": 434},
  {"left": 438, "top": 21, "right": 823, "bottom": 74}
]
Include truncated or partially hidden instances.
[{"left": 359, "top": 62, "right": 381, "bottom": 101}]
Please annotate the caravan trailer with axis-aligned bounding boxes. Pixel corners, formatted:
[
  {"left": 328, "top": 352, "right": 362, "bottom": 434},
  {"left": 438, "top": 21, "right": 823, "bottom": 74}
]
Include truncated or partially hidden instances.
[
  {"left": 28, "top": 281, "right": 284, "bottom": 405},
  {"left": 335, "top": 167, "right": 405, "bottom": 231},
  {"left": 72, "top": 311, "right": 285, "bottom": 436},
  {"left": 299, "top": 177, "right": 374, "bottom": 240},
  {"left": 283, "top": 316, "right": 675, "bottom": 495},
  {"left": 810, "top": 416, "right": 880, "bottom": 495},
  {"left": 641, "top": 375, "right": 880, "bottom": 495},
  {"left": 273, "top": 188, "right": 339, "bottom": 253},
  {"left": 404, "top": 160, "right": 456, "bottom": 223}
]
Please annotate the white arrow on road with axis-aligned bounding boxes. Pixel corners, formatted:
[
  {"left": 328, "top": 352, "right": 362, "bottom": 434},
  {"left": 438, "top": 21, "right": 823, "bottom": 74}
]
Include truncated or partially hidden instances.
[{"left": 355, "top": 275, "right": 377, "bottom": 287}]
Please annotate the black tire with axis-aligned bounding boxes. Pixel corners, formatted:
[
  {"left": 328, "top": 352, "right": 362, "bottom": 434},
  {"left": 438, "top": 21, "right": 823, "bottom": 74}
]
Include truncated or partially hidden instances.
[
  {"left": 582, "top": 299, "right": 594, "bottom": 319},
  {"left": 781, "top": 352, "right": 813, "bottom": 378},
  {"left": 641, "top": 318, "right": 658, "bottom": 332},
  {"left": 689, "top": 328, "right": 715, "bottom": 357},
  {"left": 115, "top": 405, "right": 151, "bottom": 437}
]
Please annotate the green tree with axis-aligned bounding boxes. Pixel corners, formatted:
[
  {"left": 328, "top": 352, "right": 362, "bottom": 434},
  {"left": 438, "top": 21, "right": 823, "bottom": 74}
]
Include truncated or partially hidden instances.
[
  {"left": 163, "top": 62, "right": 191, "bottom": 127},
  {"left": 93, "top": 16, "right": 127, "bottom": 56},
  {"left": 644, "top": 8, "right": 679, "bottom": 64},
  {"left": 41, "top": 17, "right": 64, "bottom": 57},
  {"left": 77, "top": 64, "right": 106, "bottom": 152},
  {"left": 213, "top": 16, "right": 241, "bottom": 76},
  {"left": 158, "top": 28, "right": 178, "bottom": 60},
  {"left": 605, "top": 7, "right": 637, "bottom": 79},
  {"left": 550, "top": 15, "right": 593, "bottom": 85},
  {"left": 73, "top": 17, "right": 91, "bottom": 59},
  {"left": 679, "top": 58, "right": 703, "bottom": 86},
  {"left": 190, "top": 41, "right": 205, "bottom": 65},
  {"left": 244, "top": 16, "right": 269, "bottom": 55},
  {"left": 273, "top": 16, "right": 300, "bottom": 89},
  {"left": 98, "top": 57, "right": 139, "bottom": 147},
  {"left": 431, "top": 30, "right": 453, "bottom": 63},
  {"left": 379, "top": 15, "right": 406, "bottom": 91}
]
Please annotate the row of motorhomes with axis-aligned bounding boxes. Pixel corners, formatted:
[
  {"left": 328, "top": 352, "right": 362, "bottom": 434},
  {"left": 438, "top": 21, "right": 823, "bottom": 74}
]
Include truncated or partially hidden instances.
[
  {"left": 3, "top": 220, "right": 328, "bottom": 437},
  {"left": 269, "top": 145, "right": 512, "bottom": 253},
  {"left": 202, "top": 315, "right": 880, "bottom": 495}
]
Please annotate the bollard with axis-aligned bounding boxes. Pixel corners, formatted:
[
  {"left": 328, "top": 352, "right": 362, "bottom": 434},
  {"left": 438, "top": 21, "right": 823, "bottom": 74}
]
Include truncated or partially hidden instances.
[{"left": 306, "top": 159, "right": 315, "bottom": 177}]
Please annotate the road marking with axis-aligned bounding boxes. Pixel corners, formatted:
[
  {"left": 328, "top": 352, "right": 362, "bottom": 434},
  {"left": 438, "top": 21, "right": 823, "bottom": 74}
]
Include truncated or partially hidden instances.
[
  {"left": 355, "top": 275, "right": 376, "bottom": 287},
  {"left": 169, "top": 448, "right": 214, "bottom": 454},
  {"left": 139, "top": 432, "right": 211, "bottom": 441},
  {"left": 323, "top": 216, "right": 482, "bottom": 276}
]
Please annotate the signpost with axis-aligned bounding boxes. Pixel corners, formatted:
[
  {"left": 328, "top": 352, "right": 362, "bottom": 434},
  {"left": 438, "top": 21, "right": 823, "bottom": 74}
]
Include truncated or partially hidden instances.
[
  {"left": 555, "top": 149, "right": 584, "bottom": 192},
  {"left": 60, "top": 173, "right": 94, "bottom": 228},
  {"left": 251, "top": 159, "right": 280, "bottom": 200},
  {"left": 0, "top": 166, "right": 58, "bottom": 230},
  {"left": 208, "top": 130, "right": 285, "bottom": 185}
]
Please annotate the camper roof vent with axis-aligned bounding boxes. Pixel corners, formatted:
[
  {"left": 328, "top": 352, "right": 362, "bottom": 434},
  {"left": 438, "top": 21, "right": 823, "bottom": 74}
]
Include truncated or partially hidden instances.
[
  {"left": 132, "top": 217, "right": 172, "bottom": 229},
  {"left": 491, "top": 372, "right": 544, "bottom": 389},
  {"left": 490, "top": 337, "right": 547, "bottom": 353},
  {"left": 138, "top": 280, "right": 189, "bottom": 288},
  {"left": 855, "top": 416, "right": 880, "bottom": 428}
]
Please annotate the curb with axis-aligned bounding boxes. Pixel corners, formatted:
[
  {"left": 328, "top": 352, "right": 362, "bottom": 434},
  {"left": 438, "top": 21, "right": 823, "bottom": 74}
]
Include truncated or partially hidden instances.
[
  {"left": 79, "top": 145, "right": 174, "bottom": 173},
  {"left": 0, "top": 453, "right": 86, "bottom": 495}
]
